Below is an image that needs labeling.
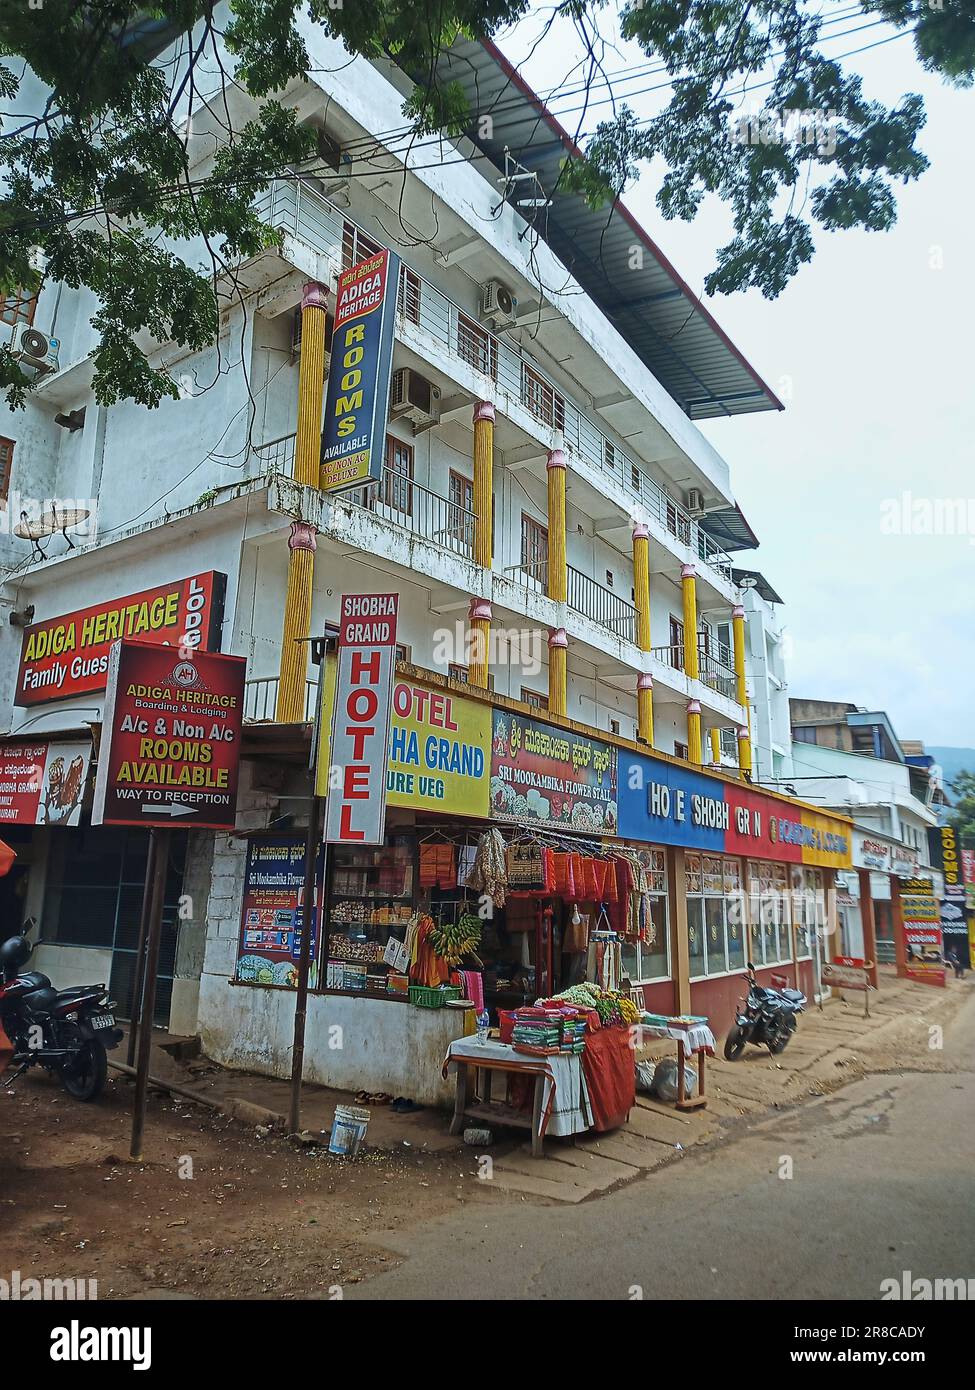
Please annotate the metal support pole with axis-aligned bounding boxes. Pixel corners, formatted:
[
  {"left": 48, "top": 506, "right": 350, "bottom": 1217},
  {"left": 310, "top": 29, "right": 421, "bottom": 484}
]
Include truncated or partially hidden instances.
[
  {"left": 127, "top": 829, "right": 159, "bottom": 1067},
  {"left": 130, "top": 826, "right": 170, "bottom": 1161},
  {"left": 289, "top": 784, "right": 324, "bottom": 1135}
]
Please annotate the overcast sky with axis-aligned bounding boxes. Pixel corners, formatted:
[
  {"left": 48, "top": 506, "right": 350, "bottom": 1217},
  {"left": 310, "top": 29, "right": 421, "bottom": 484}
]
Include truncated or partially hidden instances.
[{"left": 505, "top": 6, "right": 974, "bottom": 749}]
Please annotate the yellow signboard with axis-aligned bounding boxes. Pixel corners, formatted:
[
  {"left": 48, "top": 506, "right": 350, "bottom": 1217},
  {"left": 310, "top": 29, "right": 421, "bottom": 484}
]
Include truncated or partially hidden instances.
[
  {"left": 387, "top": 680, "right": 490, "bottom": 817},
  {"left": 315, "top": 664, "right": 490, "bottom": 818}
]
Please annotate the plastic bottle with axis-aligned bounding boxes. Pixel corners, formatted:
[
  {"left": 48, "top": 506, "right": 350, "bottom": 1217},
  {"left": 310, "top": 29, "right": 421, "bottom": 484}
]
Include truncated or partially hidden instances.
[{"left": 476, "top": 1010, "right": 490, "bottom": 1043}]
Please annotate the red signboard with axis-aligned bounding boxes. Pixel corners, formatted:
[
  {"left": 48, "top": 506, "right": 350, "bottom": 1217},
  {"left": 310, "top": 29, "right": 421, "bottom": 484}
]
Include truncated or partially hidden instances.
[
  {"left": 324, "top": 593, "right": 399, "bottom": 845},
  {"left": 0, "top": 740, "right": 92, "bottom": 826},
  {"left": 92, "top": 640, "right": 245, "bottom": 830},
  {"left": 15, "top": 572, "right": 226, "bottom": 706}
]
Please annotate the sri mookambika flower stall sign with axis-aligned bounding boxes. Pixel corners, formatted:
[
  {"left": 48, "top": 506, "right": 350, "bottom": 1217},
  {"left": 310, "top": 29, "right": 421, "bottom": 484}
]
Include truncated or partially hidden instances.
[{"left": 489, "top": 709, "right": 618, "bottom": 834}]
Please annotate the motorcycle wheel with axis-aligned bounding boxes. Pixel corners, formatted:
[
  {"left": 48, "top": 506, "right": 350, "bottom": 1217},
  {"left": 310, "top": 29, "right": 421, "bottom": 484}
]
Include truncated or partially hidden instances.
[
  {"left": 61, "top": 1039, "right": 107, "bottom": 1101},
  {"left": 723, "top": 1025, "right": 747, "bottom": 1061}
]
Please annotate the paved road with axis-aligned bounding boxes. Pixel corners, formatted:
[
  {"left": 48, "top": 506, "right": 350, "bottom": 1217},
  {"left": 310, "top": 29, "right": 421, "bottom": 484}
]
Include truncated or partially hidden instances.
[{"left": 355, "top": 990, "right": 975, "bottom": 1300}]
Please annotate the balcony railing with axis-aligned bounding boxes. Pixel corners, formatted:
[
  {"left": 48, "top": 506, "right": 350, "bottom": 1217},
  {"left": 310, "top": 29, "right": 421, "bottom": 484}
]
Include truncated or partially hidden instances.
[
  {"left": 567, "top": 565, "right": 636, "bottom": 640},
  {"left": 649, "top": 637, "right": 738, "bottom": 703},
  {"left": 254, "top": 178, "right": 736, "bottom": 586},
  {"left": 244, "top": 676, "right": 317, "bottom": 722},
  {"left": 347, "top": 468, "right": 476, "bottom": 559},
  {"left": 504, "top": 559, "right": 636, "bottom": 642}
]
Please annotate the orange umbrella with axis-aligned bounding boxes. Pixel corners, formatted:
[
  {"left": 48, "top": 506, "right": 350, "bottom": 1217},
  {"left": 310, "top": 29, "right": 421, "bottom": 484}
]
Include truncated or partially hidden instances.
[{"left": 0, "top": 839, "right": 16, "bottom": 877}]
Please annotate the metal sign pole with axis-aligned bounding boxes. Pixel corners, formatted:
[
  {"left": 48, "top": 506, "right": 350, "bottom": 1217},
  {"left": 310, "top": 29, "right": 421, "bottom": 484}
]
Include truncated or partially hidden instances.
[
  {"left": 130, "top": 825, "right": 170, "bottom": 1161},
  {"left": 126, "top": 829, "right": 159, "bottom": 1068},
  {"left": 288, "top": 639, "right": 331, "bottom": 1136}
]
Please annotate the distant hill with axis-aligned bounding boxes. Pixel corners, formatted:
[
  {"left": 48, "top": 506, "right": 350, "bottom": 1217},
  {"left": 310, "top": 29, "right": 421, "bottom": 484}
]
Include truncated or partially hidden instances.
[{"left": 926, "top": 747, "right": 975, "bottom": 791}]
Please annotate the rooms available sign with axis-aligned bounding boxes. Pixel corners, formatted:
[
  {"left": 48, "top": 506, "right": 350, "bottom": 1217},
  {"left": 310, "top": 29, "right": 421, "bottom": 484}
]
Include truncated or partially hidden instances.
[
  {"left": 15, "top": 572, "right": 226, "bottom": 706},
  {"left": 92, "top": 639, "right": 245, "bottom": 830}
]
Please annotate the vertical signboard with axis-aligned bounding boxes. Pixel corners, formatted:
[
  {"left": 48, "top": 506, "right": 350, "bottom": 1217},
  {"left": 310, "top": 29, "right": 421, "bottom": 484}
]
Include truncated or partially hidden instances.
[
  {"left": 320, "top": 248, "right": 399, "bottom": 495},
  {"left": 929, "top": 824, "right": 970, "bottom": 969},
  {"left": 324, "top": 594, "right": 399, "bottom": 845},
  {"left": 234, "top": 835, "right": 325, "bottom": 990},
  {"left": 92, "top": 640, "right": 245, "bottom": 830},
  {"left": 900, "top": 875, "right": 945, "bottom": 987}
]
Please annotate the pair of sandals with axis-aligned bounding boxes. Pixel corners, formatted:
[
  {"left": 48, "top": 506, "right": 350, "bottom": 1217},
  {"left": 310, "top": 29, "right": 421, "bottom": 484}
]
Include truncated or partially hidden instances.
[{"left": 353, "top": 1090, "right": 422, "bottom": 1113}]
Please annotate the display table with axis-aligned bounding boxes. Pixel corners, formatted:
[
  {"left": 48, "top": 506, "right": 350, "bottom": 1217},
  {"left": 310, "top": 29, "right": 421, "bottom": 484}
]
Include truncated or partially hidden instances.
[
  {"left": 442, "top": 1038, "right": 593, "bottom": 1157},
  {"left": 640, "top": 1020, "right": 715, "bottom": 1111}
]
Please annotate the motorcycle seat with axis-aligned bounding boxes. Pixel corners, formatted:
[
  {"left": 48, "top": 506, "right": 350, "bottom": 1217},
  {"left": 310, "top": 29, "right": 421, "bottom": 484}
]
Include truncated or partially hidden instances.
[
  {"left": 22, "top": 987, "right": 58, "bottom": 1016},
  {"left": 780, "top": 988, "right": 805, "bottom": 1004},
  {"left": 56, "top": 985, "right": 106, "bottom": 1000},
  {"left": 14, "top": 971, "right": 52, "bottom": 992}
]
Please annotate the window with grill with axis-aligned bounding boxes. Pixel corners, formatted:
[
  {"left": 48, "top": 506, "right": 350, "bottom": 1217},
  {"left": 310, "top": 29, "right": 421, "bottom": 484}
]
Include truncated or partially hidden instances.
[
  {"left": 0, "top": 436, "right": 13, "bottom": 506},
  {"left": 521, "top": 687, "right": 545, "bottom": 711},
  {"left": 383, "top": 436, "right": 413, "bottom": 515},
  {"left": 674, "top": 741, "right": 689, "bottom": 760},
  {"left": 520, "top": 514, "right": 548, "bottom": 585},
  {"left": 449, "top": 663, "right": 495, "bottom": 692},
  {"left": 669, "top": 614, "right": 685, "bottom": 669},
  {"left": 457, "top": 313, "right": 498, "bottom": 380},
  {"left": 342, "top": 221, "right": 383, "bottom": 269},
  {"left": 448, "top": 470, "right": 475, "bottom": 551},
  {"left": 1, "top": 290, "right": 37, "bottom": 329},
  {"left": 397, "top": 266, "right": 421, "bottom": 325},
  {"left": 666, "top": 496, "right": 692, "bottom": 546},
  {"left": 521, "top": 362, "right": 565, "bottom": 430}
]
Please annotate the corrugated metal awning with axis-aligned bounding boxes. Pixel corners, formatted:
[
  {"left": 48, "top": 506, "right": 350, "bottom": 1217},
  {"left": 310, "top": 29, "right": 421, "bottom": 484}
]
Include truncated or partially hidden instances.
[{"left": 427, "top": 36, "right": 783, "bottom": 421}]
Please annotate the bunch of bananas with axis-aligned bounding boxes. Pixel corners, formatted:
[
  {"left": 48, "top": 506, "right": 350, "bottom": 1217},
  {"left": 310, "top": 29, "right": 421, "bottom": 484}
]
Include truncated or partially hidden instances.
[
  {"left": 616, "top": 995, "right": 641, "bottom": 1025},
  {"left": 428, "top": 912, "right": 482, "bottom": 966}
]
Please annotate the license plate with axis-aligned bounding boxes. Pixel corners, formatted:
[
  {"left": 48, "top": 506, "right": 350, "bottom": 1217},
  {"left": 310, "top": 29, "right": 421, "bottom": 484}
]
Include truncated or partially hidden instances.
[{"left": 91, "top": 1014, "right": 115, "bottom": 1030}]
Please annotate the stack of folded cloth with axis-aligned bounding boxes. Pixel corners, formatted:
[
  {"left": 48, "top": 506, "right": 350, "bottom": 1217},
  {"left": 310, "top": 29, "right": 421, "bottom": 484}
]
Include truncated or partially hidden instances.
[{"left": 511, "top": 1006, "right": 587, "bottom": 1056}]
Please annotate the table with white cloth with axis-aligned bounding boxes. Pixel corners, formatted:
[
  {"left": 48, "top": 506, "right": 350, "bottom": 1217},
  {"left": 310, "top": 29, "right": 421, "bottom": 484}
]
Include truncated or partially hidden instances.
[
  {"left": 639, "top": 1020, "right": 716, "bottom": 1111},
  {"left": 442, "top": 1037, "right": 594, "bottom": 1157}
]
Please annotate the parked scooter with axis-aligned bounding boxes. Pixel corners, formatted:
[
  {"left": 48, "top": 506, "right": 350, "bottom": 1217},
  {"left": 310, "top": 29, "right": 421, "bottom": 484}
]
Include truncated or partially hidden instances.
[
  {"left": 0, "top": 921, "right": 122, "bottom": 1100},
  {"left": 723, "top": 961, "right": 806, "bottom": 1060}
]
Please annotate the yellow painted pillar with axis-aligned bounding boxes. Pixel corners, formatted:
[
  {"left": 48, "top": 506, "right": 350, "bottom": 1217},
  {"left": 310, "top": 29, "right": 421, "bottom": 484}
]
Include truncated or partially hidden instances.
[
  {"left": 277, "top": 281, "right": 328, "bottom": 722},
  {"left": 687, "top": 698, "right": 703, "bottom": 765},
  {"left": 468, "top": 598, "right": 492, "bottom": 689},
  {"left": 709, "top": 728, "right": 721, "bottom": 765},
  {"left": 632, "top": 522, "right": 651, "bottom": 650},
  {"left": 548, "top": 627, "right": 567, "bottom": 716},
  {"left": 473, "top": 401, "right": 495, "bottom": 570},
  {"left": 732, "top": 602, "right": 753, "bottom": 775},
  {"left": 680, "top": 563, "right": 699, "bottom": 679},
  {"left": 637, "top": 672, "right": 654, "bottom": 747},
  {"left": 546, "top": 448, "right": 567, "bottom": 602}
]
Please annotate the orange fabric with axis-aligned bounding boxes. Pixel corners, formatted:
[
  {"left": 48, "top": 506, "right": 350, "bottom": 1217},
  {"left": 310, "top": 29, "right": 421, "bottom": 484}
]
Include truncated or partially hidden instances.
[
  {"left": 580, "top": 1025, "right": 634, "bottom": 1132},
  {"left": 0, "top": 839, "right": 15, "bottom": 877}
]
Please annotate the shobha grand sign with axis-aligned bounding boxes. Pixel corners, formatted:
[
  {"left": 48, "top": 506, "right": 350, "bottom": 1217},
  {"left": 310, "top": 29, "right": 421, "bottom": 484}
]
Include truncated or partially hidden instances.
[
  {"left": 319, "top": 249, "right": 399, "bottom": 495},
  {"left": 324, "top": 593, "right": 399, "bottom": 845},
  {"left": 92, "top": 640, "right": 245, "bottom": 830},
  {"left": 15, "top": 572, "right": 226, "bottom": 706}
]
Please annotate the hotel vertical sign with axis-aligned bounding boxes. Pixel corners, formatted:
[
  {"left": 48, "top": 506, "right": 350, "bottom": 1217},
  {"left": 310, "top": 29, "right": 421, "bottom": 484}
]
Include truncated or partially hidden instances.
[
  {"left": 320, "top": 248, "right": 399, "bottom": 495},
  {"left": 324, "top": 593, "right": 399, "bottom": 845}
]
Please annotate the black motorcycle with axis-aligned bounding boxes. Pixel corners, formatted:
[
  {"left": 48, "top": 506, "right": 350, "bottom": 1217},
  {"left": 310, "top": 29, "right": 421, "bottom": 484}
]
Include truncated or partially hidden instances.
[
  {"left": 0, "top": 924, "right": 123, "bottom": 1100},
  {"left": 723, "top": 961, "right": 806, "bottom": 1060}
]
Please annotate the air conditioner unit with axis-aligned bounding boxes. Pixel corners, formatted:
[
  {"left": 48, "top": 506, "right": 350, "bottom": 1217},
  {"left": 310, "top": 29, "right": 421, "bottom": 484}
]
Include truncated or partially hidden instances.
[
  {"left": 390, "top": 367, "right": 440, "bottom": 426},
  {"left": 11, "top": 323, "right": 60, "bottom": 375},
  {"left": 480, "top": 279, "right": 517, "bottom": 329},
  {"left": 685, "top": 487, "right": 706, "bottom": 515}
]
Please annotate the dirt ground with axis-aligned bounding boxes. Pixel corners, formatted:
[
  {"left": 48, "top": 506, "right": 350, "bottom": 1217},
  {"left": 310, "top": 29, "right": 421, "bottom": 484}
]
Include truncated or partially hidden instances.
[
  {"left": 2, "top": 969, "right": 969, "bottom": 1299},
  {"left": 0, "top": 1067, "right": 506, "bottom": 1300}
]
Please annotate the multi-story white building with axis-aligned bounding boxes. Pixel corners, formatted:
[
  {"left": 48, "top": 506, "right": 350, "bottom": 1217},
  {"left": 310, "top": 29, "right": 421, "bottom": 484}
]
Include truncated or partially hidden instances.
[
  {"left": 783, "top": 701, "right": 943, "bottom": 968},
  {"left": 1, "top": 18, "right": 853, "bottom": 1089}
]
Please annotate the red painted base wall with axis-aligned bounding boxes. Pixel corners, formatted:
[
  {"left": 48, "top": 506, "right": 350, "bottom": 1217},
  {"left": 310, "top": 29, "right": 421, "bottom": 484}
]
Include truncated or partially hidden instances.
[{"left": 690, "top": 960, "right": 815, "bottom": 1040}]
